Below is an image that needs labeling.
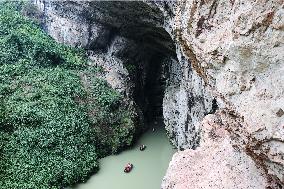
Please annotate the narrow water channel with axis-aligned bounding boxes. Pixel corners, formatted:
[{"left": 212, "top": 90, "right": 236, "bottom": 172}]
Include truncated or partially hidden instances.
[{"left": 73, "top": 121, "right": 175, "bottom": 189}]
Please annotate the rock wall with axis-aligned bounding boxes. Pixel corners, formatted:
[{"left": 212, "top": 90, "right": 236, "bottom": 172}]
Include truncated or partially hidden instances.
[
  {"left": 158, "top": 0, "right": 284, "bottom": 188},
  {"left": 31, "top": 0, "right": 284, "bottom": 188},
  {"left": 163, "top": 53, "right": 215, "bottom": 149},
  {"left": 161, "top": 113, "right": 269, "bottom": 189}
]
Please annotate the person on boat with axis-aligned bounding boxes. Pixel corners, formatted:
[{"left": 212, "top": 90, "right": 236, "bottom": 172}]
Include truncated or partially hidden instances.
[
  {"left": 126, "top": 163, "right": 132, "bottom": 168},
  {"left": 140, "top": 144, "right": 146, "bottom": 151},
  {"left": 124, "top": 163, "right": 133, "bottom": 173},
  {"left": 124, "top": 167, "right": 130, "bottom": 173},
  {"left": 152, "top": 127, "right": 155, "bottom": 132}
]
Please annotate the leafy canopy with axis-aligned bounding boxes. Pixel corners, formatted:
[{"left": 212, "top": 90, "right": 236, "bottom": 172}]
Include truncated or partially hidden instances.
[{"left": 0, "top": 2, "right": 134, "bottom": 189}]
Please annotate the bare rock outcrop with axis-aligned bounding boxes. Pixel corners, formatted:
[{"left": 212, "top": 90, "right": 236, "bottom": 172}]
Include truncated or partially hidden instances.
[
  {"left": 162, "top": 113, "right": 269, "bottom": 189},
  {"left": 160, "top": 0, "right": 284, "bottom": 187}
]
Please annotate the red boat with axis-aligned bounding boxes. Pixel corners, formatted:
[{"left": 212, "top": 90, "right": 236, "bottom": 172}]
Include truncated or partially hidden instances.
[{"left": 124, "top": 163, "right": 133, "bottom": 173}]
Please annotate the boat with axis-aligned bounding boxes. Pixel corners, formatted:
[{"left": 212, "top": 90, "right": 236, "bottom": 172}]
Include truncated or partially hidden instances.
[
  {"left": 140, "top": 145, "right": 146, "bottom": 151},
  {"left": 124, "top": 163, "right": 133, "bottom": 173}
]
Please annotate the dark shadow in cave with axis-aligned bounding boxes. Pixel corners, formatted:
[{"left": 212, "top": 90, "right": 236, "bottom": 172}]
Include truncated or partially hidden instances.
[
  {"left": 134, "top": 53, "right": 168, "bottom": 122},
  {"left": 128, "top": 43, "right": 178, "bottom": 132},
  {"left": 111, "top": 34, "right": 177, "bottom": 128},
  {"left": 107, "top": 21, "right": 178, "bottom": 127}
]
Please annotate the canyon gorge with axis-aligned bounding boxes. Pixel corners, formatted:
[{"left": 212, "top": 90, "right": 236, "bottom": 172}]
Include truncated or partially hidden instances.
[{"left": 28, "top": 0, "right": 284, "bottom": 188}]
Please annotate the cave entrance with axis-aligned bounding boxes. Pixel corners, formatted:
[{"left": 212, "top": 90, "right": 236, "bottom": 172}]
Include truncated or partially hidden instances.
[
  {"left": 81, "top": 2, "right": 179, "bottom": 126},
  {"left": 106, "top": 5, "right": 179, "bottom": 127},
  {"left": 55, "top": 1, "right": 179, "bottom": 129},
  {"left": 120, "top": 37, "right": 178, "bottom": 131},
  {"left": 133, "top": 53, "right": 168, "bottom": 123},
  {"left": 144, "top": 54, "right": 165, "bottom": 120}
]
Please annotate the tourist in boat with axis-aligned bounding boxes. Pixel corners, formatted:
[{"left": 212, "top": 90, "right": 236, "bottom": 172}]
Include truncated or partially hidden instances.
[
  {"left": 152, "top": 127, "right": 155, "bottom": 132},
  {"left": 140, "top": 144, "right": 146, "bottom": 151},
  {"left": 124, "top": 167, "right": 130, "bottom": 173},
  {"left": 124, "top": 163, "right": 133, "bottom": 173},
  {"left": 126, "top": 163, "right": 132, "bottom": 168}
]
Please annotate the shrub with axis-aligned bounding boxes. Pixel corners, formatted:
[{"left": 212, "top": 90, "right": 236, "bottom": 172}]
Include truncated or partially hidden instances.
[{"left": 0, "top": 2, "right": 135, "bottom": 189}]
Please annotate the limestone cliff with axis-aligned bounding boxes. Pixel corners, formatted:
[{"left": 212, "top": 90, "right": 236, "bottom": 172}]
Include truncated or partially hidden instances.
[
  {"left": 31, "top": 0, "right": 284, "bottom": 188},
  {"left": 158, "top": 1, "right": 284, "bottom": 188}
]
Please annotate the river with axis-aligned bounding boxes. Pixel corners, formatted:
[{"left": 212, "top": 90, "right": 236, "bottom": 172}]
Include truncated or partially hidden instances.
[{"left": 73, "top": 120, "right": 175, "bottom": 189}]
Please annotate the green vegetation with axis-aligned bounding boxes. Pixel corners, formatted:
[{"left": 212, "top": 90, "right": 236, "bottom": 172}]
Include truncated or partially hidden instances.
[{"left": 0, "top": 2, "right": 135, "bottom": 189}]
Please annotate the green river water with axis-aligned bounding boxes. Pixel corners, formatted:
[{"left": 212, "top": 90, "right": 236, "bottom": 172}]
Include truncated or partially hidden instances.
[{"left": 73, "top": 121, "right": 175, "bottom": 189}]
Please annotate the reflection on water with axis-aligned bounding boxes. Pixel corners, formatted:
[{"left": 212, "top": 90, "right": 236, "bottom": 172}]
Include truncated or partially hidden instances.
[{"left": 73, "top": 121, "right": 175, "bottom": 189}]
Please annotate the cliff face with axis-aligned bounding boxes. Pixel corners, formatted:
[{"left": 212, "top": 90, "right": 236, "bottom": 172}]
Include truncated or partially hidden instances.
[
  {"left": 159, "top": 1, "right": 284, "bottom": 188},
  {"left": 32, "top": 0, "right": 284, "bottom": 188}
]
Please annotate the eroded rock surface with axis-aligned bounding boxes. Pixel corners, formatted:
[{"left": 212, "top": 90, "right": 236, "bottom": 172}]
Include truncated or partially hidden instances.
[
  {"left": 162, "top": 113, "right": 269, "bottom": 189},
  {"left": 159, "top": 0, "right": 284, "bottom": 187}
]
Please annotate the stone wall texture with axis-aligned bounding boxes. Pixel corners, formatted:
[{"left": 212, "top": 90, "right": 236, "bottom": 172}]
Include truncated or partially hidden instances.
[{"left": 158, "top": 1, "right": 284, "bottom": 188}]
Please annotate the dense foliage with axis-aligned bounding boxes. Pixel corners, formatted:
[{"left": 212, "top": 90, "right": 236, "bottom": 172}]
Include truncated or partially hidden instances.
[{"left": 0, "top": 2, "right": 135, "bottom": 189}]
